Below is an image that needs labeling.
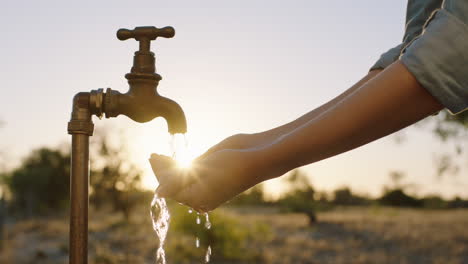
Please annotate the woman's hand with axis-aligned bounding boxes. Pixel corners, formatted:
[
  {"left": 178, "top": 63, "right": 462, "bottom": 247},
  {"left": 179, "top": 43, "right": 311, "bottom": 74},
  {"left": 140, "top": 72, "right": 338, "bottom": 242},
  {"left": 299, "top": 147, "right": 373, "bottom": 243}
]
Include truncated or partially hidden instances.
[{"left": 149, "top": 147, "right": 272, "bottom": 212}]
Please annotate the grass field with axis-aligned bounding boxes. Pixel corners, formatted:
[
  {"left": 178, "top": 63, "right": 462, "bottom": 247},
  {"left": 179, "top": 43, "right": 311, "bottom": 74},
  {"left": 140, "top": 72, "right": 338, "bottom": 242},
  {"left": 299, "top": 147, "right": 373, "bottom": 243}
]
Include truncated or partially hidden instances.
[{"left": 1, "top": 206, "right": 468, "bottom": 264}]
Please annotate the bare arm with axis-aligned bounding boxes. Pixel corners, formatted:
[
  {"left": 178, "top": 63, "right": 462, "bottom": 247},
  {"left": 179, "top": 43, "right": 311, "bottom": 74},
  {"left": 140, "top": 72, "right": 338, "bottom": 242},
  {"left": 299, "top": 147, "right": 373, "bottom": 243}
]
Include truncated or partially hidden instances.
[
  {"left": 259, "top": 61, "right": 443, "bottom": 179},
  {"left": 202, "top": 69, "right": 383, "bottom": 156},
  {"left": 255, "top": 69, "right": 382, "bottom": 139}
]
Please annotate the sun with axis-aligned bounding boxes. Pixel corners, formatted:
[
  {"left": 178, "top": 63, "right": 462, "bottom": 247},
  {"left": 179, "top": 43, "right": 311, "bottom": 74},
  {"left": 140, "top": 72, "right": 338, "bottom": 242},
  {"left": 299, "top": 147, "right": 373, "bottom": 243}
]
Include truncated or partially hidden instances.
[
  {"left": 169, "top": 133, "right": 198, "bottom": 169},
  {"left": 128, "top": 124, "right": 206, "bottom": 189},
  {"left": 174, "top": 149, "right": 195, "bottom": 169}
]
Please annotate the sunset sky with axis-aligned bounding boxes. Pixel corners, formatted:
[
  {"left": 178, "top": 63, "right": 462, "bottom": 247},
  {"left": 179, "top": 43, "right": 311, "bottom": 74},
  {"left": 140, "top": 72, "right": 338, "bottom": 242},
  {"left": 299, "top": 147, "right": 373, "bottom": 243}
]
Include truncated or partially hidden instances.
[{"left": 1, "top": 0, "right": 467, "bottom": 198}]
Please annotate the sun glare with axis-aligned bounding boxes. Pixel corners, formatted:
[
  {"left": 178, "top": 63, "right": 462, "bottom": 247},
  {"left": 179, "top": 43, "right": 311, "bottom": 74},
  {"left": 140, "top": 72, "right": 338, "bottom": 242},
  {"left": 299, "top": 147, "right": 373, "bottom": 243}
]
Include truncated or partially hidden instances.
[
  {"left": 130, "top": 124, "right": 207, "bottom": 189},
  {"left": 171, "top": 133, "right": 197, "bottom": 169},
  {"left": 175, "top": 150, "right": 195, "bottom": 169}
]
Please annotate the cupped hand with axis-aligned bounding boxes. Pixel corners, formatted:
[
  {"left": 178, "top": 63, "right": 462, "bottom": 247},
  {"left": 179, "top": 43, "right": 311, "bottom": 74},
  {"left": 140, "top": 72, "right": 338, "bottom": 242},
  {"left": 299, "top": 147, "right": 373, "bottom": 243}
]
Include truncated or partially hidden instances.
[{"left": 149, "top": 148, "right": 269, "bottom": 212}]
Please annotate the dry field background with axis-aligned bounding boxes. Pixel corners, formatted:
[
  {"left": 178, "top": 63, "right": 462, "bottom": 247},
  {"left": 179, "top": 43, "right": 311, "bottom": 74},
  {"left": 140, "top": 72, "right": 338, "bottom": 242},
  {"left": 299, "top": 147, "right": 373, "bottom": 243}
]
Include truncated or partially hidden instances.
[{"left": 1, "top": 206, "right": 468, "bottom": 264}]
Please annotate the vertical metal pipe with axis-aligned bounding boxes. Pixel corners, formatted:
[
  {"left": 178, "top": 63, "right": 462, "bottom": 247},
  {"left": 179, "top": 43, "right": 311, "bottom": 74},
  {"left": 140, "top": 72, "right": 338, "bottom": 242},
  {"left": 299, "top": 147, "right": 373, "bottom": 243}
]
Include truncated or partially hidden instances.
[{"left": 70, "top": 134, "right": 89, "bottom": 264}]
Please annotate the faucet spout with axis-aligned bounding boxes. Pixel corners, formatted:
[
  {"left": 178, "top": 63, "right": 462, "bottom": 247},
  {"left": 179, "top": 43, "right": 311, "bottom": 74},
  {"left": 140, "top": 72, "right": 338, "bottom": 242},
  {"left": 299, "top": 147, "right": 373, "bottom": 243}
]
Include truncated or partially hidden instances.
[
  {"left": 103, "top": 78, "right": 187, "bottom": 134},
  {"left": 154, "top": 95, "right": 187, "bottom": 134}
]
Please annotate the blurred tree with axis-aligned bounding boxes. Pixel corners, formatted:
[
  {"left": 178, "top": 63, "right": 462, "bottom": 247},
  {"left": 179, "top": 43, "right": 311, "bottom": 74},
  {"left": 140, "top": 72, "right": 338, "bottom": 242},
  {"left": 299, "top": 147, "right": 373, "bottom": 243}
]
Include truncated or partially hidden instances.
[
  {"left": 0, "top": 119, "right": 6, "bottom": 246},
  {"left": 421, "top": 195, "right": 448, "bottom": 209},
  {"left": 379, "top": 189, "right": 422, "bottom": 208},
  {"left": 383, "top": 170, "right": 419, "bottom": 194},
  {"left": 448, "top": 196, "right": 468, "bottom": 208},
  {"left": 389, "top": 171, "right": 405, "bottom": 189},
  {"left": 229, "top": 184, "right": 266, "bottom": 206},
  {"left": 0, "top": 119, "right": 7, "bottom": 188},
  {"left": 0, "top": 195, "right": 4, "bottom": 249},
  {"left": 6, "top": 148, "right": 70, "bottom": 216},
  {"left": 433, "top": 111, "right": 468, "bottom": 140},
  {"left": 277, "top": 170, "right": 317, "bottom": 225},
  {"left": 90, "top": 129, "right": 143, "bottom": 220},
  {"left": 427, "top": 111, "right": 468, "bottom": 177},
  {"left": 333, "top": 187, "right": 354, "bottom": 205},
  {"left": 380, "top": 171, "right": 422, "bottom": 207},
  {"left": 332, "top": 187, "right": 369, "bottom": 206}
]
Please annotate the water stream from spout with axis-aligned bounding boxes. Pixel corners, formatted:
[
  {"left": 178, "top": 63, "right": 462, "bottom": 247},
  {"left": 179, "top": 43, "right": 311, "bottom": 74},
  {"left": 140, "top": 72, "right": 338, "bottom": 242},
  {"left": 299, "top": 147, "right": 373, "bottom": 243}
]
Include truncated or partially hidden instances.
[
  {"left": 151, "top": 133, "right": 212, "bottom": 263},
  {"left": 150, "top": 194, "right": 170, "bottom": 264}
]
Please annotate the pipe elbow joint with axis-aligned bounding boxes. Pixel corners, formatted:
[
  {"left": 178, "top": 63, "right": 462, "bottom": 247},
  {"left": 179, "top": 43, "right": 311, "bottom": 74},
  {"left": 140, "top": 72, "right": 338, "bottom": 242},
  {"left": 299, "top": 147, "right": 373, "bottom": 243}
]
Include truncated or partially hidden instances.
[
  {"left": 72, "top": 92, "right": 90, "bottom": 112},
  {"left": 70, "top": 92, "right": 91, "bottom": 121},
  {"left": 68, "top": 92, "right": 94, "bottom": 135}
]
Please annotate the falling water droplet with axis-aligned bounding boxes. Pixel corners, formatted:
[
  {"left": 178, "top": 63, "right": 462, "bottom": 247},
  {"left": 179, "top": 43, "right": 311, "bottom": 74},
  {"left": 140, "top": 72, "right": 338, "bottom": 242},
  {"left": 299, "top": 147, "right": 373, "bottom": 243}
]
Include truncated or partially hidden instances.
[
  {"left": 170, "top": 134, "right": 177, "bottom": 159},
  {"left": 205, "top": 245, "right": 212, "bottom": 263},
  {"left": 196, "top": 237, "right": 200, "bottom": 248},
  {"left": 204, "top": 213, "right": 211, "bottom": 230},
  {"left": 196, "top": 215, "right": 201, "bottom": 225},
  {"left": 188, "top": 208, "right": 193, "bottom": 214},
  {"left": 183, "top": 133, "right": 189, "bottom": 148}
]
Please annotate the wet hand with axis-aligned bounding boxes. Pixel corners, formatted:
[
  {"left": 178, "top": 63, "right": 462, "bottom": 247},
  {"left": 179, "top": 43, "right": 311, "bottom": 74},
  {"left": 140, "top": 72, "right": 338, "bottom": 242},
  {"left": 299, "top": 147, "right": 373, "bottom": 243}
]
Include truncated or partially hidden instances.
[{"left": 149, "top": 148, "right": 269, "bottom": 212}]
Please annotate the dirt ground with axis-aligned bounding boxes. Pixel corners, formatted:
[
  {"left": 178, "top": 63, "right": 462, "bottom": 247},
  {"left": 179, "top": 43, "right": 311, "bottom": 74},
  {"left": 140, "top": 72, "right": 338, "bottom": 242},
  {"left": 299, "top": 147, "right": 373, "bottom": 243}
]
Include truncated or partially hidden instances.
[
  {"left": 247, "top": 207, "right": 468, "bottom": 264},
  {"left": 1, "top": 206, "right": 468, "bottom": 264}
]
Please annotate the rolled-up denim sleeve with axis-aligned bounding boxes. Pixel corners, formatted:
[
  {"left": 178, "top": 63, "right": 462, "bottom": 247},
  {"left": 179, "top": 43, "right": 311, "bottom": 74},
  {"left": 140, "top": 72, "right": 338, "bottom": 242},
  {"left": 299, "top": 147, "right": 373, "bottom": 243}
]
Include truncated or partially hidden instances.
[
  {"left": 370, "top": 0, "right": 443, "bottom": 71},
  {"left": 370, "top": 44, "right": 404, "bottom": 71},
  {"left": 401, "top": 1, "right": 468, "bottom": 114}
]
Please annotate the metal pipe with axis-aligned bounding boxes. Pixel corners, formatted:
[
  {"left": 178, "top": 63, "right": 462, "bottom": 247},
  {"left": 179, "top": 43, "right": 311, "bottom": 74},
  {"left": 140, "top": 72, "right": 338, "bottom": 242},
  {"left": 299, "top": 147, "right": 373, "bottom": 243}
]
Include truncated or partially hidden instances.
[
  {"left": 68, "top": 92, "right": 94, "bottom": 264},
  {"left": 70, "top": 134, "right": 89, "bottom": 264}
]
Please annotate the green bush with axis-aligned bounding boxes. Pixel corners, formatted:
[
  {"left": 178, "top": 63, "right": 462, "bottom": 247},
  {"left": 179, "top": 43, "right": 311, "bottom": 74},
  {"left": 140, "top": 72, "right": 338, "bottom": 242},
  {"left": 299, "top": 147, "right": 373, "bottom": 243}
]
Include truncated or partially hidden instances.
[
  {"left": 421, "top": 195, "right": 448, "bottom": 209},
  {"left": 379, "top": 189, "right": 423, "bottom": 208},
  {"left": 168, "top": 203, "right": 271, "bottom": 261},
  {"left": 333, "top": 187, "right": 370, "bottom": 206},
  {"left": 229, "top": 184, "right": 267, "bottom": 206}
]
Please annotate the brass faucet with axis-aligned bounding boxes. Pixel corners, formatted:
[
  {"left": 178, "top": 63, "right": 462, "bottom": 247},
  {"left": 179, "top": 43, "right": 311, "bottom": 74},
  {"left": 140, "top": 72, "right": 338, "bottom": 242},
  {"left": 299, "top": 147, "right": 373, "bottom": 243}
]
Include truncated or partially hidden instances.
[{"left": 67, "top": 26, "right": 187, "bottom": 264}]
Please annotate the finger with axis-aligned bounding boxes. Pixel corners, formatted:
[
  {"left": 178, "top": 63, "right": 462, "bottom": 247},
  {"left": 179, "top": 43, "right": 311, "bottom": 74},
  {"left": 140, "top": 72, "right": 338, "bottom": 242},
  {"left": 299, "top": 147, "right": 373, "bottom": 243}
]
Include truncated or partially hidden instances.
[
  {"left": 156, "top": 169, "right": 196, "bottom": 197},
  {"left": 172, "top": 182, "right": 205, "bottom": 209},
  {"left": 149, "top": 153, "right": 176, "bottom": 167},
  {"left": 151, "top": 168, "right": 174, "bottom": 189},
  {"left": 149, "top": 154, "right": 176, "bottom": 181},
  {"left": 173, "top": 179, "right": 221, "bottom": 212},
  {"left": 155, "top": 174, "right": 183, "bottom": 198}
]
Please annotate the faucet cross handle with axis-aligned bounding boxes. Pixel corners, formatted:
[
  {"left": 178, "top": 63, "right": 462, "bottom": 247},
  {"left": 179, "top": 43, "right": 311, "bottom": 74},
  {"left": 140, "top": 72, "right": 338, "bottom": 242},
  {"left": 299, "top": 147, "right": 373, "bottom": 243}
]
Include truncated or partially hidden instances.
[{"left": 117, "top": 26, "right": 175, "bottom": 53}]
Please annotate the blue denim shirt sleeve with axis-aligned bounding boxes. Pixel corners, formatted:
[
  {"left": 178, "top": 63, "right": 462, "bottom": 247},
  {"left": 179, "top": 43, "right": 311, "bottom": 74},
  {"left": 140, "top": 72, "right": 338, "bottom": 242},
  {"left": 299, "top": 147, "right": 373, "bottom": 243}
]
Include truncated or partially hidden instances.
[
  {"left": 401, "top": 1, "right": 468, "bottom": 114},
  {"left": 370, "top": 44, "right": 404, "bottom": 71},
  {"left": 370, "top": 0, "right": 443, "bottom": 71}
]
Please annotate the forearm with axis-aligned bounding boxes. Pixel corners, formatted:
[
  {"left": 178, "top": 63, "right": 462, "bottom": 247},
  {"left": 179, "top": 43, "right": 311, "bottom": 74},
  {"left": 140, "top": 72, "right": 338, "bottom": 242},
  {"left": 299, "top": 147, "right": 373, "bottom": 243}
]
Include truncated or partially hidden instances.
[
  {"left": 254, "top": 70, "right": 382, "bottom": 140},
  {"left": 261, "top": 61, "right": 443, "bottom": 178}
]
